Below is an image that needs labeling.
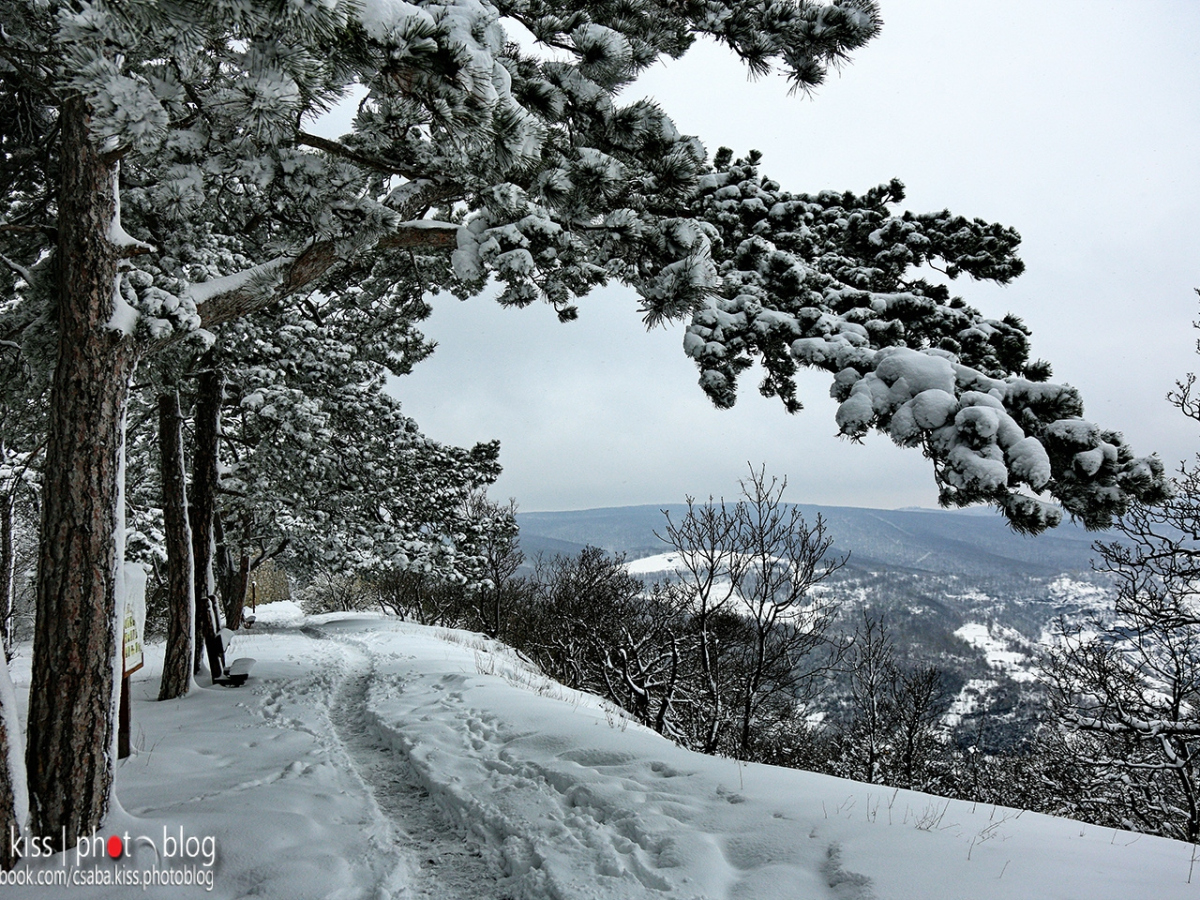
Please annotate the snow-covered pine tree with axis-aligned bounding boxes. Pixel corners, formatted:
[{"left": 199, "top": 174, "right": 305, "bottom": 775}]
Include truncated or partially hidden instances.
[
  {"left": 117, "top": 267, "right": 501, "bottom": 686},
  {"left": 459, "top": 491, "right": 524, "bottom": 639},
  {"left": 677, "top": 154, "right": 1168, "bottom": 532},
  {"left": 0, "top": 0, "right": 1167, "bottom": 852},
  {"left": 0, "top": 72, "right": 51, "bottom": 824},
  {"left": 202, "top": 297, "right": 505, "bottom": 613}
]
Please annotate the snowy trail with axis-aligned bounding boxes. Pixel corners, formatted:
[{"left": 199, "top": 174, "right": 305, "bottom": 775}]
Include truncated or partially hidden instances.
[
  {"left": 321, "top": 615, "right": 1188, "bottom": 900},
  {"left": 6, "top": 608, "right": 1187, "bottom": 900},
  {"left": 313, "top": 630, "right": 510, "bottom": 900},
  {"left": 333, "top": 620, "right": 876, "bottom": 900}
]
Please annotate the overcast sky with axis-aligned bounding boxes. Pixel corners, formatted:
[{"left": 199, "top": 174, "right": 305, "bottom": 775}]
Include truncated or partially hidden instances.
[{"left": 388, "top": 0, "right": 1200, "bottom": 513}]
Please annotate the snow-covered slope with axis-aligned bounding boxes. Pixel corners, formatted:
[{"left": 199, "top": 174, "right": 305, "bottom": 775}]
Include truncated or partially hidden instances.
[{"left": 7, "top": 606, "right": 1183, "bottom": 899}]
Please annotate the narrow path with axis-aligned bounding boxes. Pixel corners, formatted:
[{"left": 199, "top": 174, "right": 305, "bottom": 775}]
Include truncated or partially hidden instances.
[{"left": 322, "top": 637, "right": 512, "bottom": 900}]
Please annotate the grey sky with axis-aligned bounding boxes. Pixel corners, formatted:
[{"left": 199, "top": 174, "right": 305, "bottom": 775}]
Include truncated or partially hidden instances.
[{"left": 388, "top": 1, "right": 1200, "bottom": 513}]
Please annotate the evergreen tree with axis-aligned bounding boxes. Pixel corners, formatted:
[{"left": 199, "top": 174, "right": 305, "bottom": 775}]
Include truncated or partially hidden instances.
[
  {"left": 0, "top": 0, "right": 1168, "bottom": 853},
  {"left": 679, "top": 156, "right": 1167, "bottom": 532}
]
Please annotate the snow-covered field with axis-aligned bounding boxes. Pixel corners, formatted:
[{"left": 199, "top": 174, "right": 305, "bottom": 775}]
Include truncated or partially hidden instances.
[
  {"left": 953, "top": 622, "right": 1037, "bottom": 683},
  {"left": 626, "top": 552, "right": 688, "bottom": 577},
  {"left": 6, "top": 603, "right": 1187, "bottom": 899}
]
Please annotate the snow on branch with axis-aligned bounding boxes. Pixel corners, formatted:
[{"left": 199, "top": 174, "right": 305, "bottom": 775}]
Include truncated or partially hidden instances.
[
  {"left": 297, "top": 132, "right": 428, "bottom": 180},
  {"left": 23, "top": 0, "right": 1157, "bottom": 534},
  {"left": 165, "top": 222, "right": 459, "bottom": 340},
  {"left": 668, "top": 155, "right": 1169, "bottom": 533}
]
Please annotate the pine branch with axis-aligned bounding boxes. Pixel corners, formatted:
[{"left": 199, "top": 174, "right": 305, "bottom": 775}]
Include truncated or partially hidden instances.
[
  {"left": 0, "top": 251, "right": 31, "bottom": 284},
  {"left": 297, "top": 132, "right": 426, "bottom": 180},
  {"left": 0, "top": 223, "right": 57, "bottom": 241},
  {"left": 149, "top": 221, "right": 459, "bottom": 350}
]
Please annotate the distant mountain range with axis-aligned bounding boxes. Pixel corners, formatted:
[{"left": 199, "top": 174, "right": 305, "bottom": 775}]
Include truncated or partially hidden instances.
[{"left": 517, "top": 503, "right": 1109, "bottom": 578}]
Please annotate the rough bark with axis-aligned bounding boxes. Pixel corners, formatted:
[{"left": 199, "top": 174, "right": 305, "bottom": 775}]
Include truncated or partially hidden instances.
[
  {"left": 25, "top": 96, "right": 136, "bottom": 851},
  {"left": 190, "top": 362, "right": 221, "bottom": 674},
  {"left": 157, "top": 391, "right": 194, "bottom": 701}
]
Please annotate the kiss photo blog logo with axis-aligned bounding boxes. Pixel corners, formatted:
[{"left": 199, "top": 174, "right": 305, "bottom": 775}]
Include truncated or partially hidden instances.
[{"left": 10, "top": 824, "right": 217, "bottom": 867}]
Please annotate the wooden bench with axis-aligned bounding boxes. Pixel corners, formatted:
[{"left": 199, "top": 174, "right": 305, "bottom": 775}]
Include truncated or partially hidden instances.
[{"left": 203, "top": 596, "right": 256, "bottom": 687}]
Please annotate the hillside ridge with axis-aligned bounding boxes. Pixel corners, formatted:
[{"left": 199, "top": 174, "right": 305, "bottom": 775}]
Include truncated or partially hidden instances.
[{"left": 517, "top": 503, "right": 1104, "bottom": 577}]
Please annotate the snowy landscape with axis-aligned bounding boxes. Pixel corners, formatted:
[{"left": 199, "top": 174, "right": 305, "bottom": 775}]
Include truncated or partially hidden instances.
[
  {"left": 3, "top": 1, "right": 1199, "bottom": 898},
  {"left": 6, "top": 603, "right": 1191, "bottom": 899}
]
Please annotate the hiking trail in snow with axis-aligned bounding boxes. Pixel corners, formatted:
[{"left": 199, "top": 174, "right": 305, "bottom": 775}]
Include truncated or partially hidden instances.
[{"left": 291, "top": 627, "right": 510, "bottom": 900}]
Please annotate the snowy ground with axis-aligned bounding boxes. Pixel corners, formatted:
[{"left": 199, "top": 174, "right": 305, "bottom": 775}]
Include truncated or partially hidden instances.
[{"left": 6, "top": 603, "right": 1189, "bottom": 899}]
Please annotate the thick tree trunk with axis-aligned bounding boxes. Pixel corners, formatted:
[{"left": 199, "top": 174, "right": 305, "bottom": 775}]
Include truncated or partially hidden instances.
[
  {"left": 157, "top": 392, "right": 195, "bottom": 700},
  {"left": 25, "top": 96, "right": 136, "bottom": 851},
  {"left": 191, "top": 362, "right": 222, "bottom": 673}
]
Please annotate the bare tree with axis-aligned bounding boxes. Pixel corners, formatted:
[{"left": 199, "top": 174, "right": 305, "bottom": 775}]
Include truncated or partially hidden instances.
[
  {"left": 728, "top": 467, "right": 846, "bottom": 759},
  {"left": 659, "top": 494, "right": 750, "bottom": 753},
  {"left": 892, "top": 662, "right": 949, "bottom": 790},
  {"left": 598, "top": 583, "right": 691, "bottom": 738},
  {"left": 369, "top": 569, "right": 464, "bottom": 625},
  {"left": 842, "top": 611, "right": 898, "bottom": 784},
  {"left": 524, "top": 548, "right": 646, "bottom": 691},
  {"left": 1046, "top": 548, "right": 1200, "bottom": 842},
  {"left": 660, "top": 466, "right": 846, "bottom": 758},
  {"left": 823, "top": 610, "right": 950, "bottom": 790},
  {"left": 1043, "top": 329, "right": 1200, "bottom": 840}
]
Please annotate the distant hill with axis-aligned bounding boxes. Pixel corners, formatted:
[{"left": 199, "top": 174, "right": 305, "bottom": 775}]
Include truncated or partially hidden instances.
[
  {"left": 518, "top": 503, "right": 1118, "bottom": 751},
  {"left": 517, "top": 503, "right": 1107, "bottom": 578}
]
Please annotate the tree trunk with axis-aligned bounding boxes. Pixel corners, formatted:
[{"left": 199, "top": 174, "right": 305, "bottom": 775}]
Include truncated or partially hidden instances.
[
  {"left": 190, "top": 361, "right": 221, "bottom": 673},
  {"left": 157, "top": 391, "right": 195, "bottom": 700},
  {"left": 226, "top": 553, "right": 248, "bottom": 632},
  {"left": 214, "top": 512, "right": 247, "bottom": 631},
  {"left": 26, "top": 96, "right": 136, "bottom": 851},
  {"left": 0, "top": 487, "right": 14, "bottom": 661},
  {"left": 0, "top": 650, "right": 27, "bottom": 870},
  {"left": 737, "top": 625, "right": 770, "bottom": 759},
  {"left": 698, "top": 612, "right": 723, "bottom": 755}
]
